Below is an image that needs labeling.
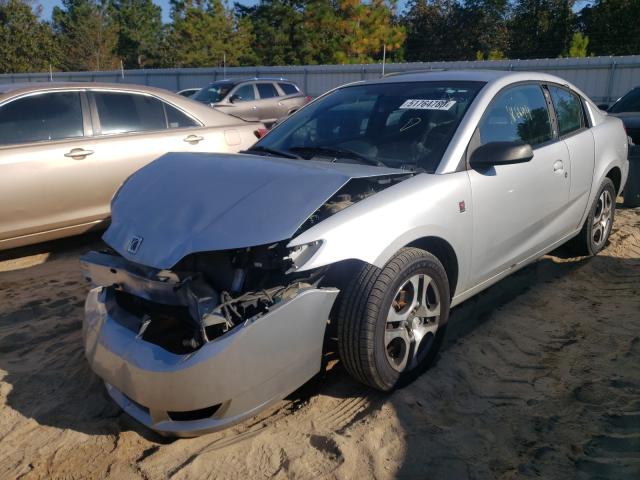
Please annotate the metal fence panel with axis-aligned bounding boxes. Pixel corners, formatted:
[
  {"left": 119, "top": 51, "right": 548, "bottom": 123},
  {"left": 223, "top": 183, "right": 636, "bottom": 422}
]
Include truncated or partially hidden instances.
[{"left": 1, "top": 55, "right": 639, "bottom": 104}]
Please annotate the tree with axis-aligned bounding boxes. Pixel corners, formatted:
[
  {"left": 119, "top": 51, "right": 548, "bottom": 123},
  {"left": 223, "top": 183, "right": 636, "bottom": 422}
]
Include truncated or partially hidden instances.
[
  {"left": 567, "top": 32, "right": 588, "bottom": 57},
  {"left": 580, "top": 0, "right": 640, "bottom": 56},
  {"left": 110, "top": 0, "right": 164, "bottom": 68},
  {"left": 305, "top": 0, "right": 405, "bottom": 64},
  {"left": 236, "top": 0, "right": 314, "bottom": 65},
  {"left": 508, "top": 0, "right": 575, "bottom": 59},
  {"left": 52, "top": 0, "right": 119, "bottom": 71},
  {"left": 0, "top": 0, "right": 59, "bottom": 73},
  {"left": 167, "top": 0, "right": 255, "bottom": 67}
]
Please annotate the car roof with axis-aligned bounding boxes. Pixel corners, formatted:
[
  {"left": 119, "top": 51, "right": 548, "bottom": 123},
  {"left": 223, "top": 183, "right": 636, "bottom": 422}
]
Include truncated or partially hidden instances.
[{"left": 0, "top": 81, "right": 185, "bottom": 98}]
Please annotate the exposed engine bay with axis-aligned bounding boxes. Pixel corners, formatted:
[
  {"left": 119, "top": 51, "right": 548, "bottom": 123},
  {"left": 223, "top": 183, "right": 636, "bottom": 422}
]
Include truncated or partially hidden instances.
[{"left": 82, "top": 174, "right": 409, "bottom": 356}]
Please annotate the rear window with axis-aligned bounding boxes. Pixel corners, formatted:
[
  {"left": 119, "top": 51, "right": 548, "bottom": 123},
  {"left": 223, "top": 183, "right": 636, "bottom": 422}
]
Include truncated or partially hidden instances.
[
  {"left": 278, "top": 83, "right": 300, "bottom": 95},
  {"left": 94, "top": 92, "right": 166, "bottom": 134},
  {"left": 257, "top": 83, "right": 279, "bottom": 99},
  {"left": 608, "top": 88, "right": 640, "bottom": 113},
  {"left": 0, "top": 92, "right": 83, "bottom": 146}
]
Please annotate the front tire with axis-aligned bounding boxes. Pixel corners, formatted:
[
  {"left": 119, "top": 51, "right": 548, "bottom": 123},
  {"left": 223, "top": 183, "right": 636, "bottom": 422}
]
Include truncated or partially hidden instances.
[
  {"left": 566, "top": 178, "right": 616, "bottom": 256},
  {"left": 336, "top": 248, "right": 450, "bottom": 391}
]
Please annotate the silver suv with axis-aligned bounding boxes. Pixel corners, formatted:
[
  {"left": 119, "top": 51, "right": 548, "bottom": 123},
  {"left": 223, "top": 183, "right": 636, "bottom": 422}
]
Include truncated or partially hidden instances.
[{"left": 192, "top": 78, "right": 309, "bottom": 126}]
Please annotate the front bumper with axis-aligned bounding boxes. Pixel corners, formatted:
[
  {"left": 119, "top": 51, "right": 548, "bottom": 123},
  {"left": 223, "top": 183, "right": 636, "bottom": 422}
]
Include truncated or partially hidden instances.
[{"left": 84, "top": 285, "right": 338, "bottom": 437}]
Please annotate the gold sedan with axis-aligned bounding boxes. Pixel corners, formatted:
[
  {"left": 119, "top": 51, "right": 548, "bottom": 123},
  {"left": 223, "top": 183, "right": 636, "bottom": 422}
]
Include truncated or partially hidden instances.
[{"left": 0, "top": 82, "right": 263, "bottom": 250}]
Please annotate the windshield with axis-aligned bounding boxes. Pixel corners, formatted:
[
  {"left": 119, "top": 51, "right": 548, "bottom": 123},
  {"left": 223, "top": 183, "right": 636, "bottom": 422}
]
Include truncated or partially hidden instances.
[
  {"left": 252, "top": 81, "right": 484, "bottom": 172},
  {"left": 609, "top": 88, "right": 640, "bottom": 113},
  {"left": 193, "top": 82, "right": 234, "bottom": 104}
]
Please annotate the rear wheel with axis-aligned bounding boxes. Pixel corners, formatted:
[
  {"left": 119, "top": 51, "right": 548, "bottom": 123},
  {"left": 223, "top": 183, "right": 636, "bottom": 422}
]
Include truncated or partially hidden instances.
[
  {"left": 566, "top": 178, "right": 616, "bottom": 256},
  {"left": 336, "top": 248, "right": 450, "bottom": 391}
]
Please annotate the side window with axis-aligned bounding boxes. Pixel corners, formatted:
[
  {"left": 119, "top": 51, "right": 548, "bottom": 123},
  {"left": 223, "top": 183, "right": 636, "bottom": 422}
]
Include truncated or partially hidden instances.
[
  {"left": 165, "top": 103, "right": 199, "bottom": 129},
  {"left": 278, "top": 83, "right": 299, "bottom": 95},
  {"left": 548, "top": 86, "right": 585, "bottom": 136},
  {"left": 0, "top": 92, "right": 83, "bottom": 146},
  {"left": 94, "top": 92, "right": 166, "bottom": 134},
  {"left": 232, "top": 84, "right": 255, "bottom": 102},
  {"left": 478, "top": 84, "right": 553, "bottom": 147},
  {"left": 256, "top": 83, "right": 279, "bottom": 99}
]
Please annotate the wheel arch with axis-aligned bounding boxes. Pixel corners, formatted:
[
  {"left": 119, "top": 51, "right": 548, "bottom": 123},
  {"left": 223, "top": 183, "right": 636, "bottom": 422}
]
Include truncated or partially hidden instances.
[
  {"left": 606, "top": 166, "right": 622, "bottom": 195},
  {"left": 404, "top": 236, "right": 459, "bottom": 300}
]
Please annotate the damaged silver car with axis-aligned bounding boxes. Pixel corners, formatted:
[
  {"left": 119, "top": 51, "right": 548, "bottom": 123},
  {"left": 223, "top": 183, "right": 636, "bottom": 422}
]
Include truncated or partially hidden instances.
[{"left": 81, "top": 71, "right": 629, "bottom": 436}]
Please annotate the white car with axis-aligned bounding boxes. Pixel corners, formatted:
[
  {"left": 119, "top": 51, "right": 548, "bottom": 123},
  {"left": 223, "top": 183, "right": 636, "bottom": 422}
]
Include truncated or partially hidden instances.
[{"left": 80, "top": 70, "right": 628, "bottom": 436}]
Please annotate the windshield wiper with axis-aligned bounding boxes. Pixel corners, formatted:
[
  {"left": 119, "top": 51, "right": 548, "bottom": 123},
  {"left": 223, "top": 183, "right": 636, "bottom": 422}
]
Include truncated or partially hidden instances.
[
  {"left": 242, "top": 145, "right": 300, "bottom": 159},
  {"left": 289, "top": 145, "right": 385, "bottom": 167}
]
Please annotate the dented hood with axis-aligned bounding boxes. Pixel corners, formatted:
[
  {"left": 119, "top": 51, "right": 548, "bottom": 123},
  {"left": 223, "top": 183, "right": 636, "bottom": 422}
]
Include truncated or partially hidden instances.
[{"left": 104, "top": 152, "right": 406, "bottom": 269}]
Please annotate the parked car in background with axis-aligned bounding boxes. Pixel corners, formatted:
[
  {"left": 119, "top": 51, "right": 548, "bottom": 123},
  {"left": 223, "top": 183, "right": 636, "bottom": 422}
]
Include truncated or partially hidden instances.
[
  {"left": 0, "top": 82, "right": 262, "bottom": 250},
  {"left": 606, "top": 86, "right": 640, "bottom": 145},
  {"left": 192, "top": 78, "right": 310, "bottom": 126},
  {"left": 81, "top": 70, "right": 628, "bottom": 436},
  {"left": 177, "top": 87, "right": 201, "bottom": 98}
]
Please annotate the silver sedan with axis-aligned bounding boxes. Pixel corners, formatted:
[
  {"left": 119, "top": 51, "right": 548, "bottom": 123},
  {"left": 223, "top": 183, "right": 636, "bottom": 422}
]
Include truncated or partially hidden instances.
[{"left": 81, "top": 70, "right": 629, "bottom": 436}]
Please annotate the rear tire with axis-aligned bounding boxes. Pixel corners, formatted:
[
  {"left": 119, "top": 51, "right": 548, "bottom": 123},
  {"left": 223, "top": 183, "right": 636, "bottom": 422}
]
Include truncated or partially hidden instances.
[
  {"left": 336, "top": 247, "right": 450, "bottom": 391},
  {"left": 566, "top": 178, "right": 616, "bottom": 256}
]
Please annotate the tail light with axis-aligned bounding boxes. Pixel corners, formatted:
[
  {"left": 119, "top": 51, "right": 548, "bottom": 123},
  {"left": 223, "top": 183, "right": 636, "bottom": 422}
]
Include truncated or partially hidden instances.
[
  {"left": 254, "top": 128, "right": 269, "bottom": 139},
  {"left": 305, "top": 96, "right": 312, "bottom": 103}
]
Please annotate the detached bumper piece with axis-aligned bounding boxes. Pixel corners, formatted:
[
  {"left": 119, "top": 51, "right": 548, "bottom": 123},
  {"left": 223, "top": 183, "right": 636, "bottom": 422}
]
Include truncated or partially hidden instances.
[{"left": 81, "top": 251, "right": 338, "bottom": 437}]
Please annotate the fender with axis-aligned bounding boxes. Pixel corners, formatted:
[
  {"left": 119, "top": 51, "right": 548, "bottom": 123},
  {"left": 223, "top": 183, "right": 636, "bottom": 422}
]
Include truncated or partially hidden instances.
[{"left": 288, "top": 171, "right": 473, "bottom": 293}]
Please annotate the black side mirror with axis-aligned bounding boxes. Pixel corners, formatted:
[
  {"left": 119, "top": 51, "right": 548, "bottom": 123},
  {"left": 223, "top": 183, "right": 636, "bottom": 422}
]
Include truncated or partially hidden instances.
[
  {"left": 597, "top": 103, "right": 609, "bottom": 111},
  {"left": 470, "top": 141, "right": 534, "bottom": 168},
  {"left": 229, "top": 94, "right": 240, "bottom": 104}
]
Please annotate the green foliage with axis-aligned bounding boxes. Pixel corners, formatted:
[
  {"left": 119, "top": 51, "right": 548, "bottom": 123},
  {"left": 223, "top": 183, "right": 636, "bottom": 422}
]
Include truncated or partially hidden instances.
[
  {"left": 110, "top": 0, "right": 164, "bottom": 68},
  {"left": 166, "top": 0, "right": 255, "bottom": 67},
  {"left": 0, "top": 0, "right": 59, "bottom": 73},
  {"left": 0, "top": 0, "right": 638, "bottom": 74},
  {"left": 508, "top": 0, "right": 575, "bottom": 59},
  {"left": 580, "top": 0, "right": 640, "bottom": 56},
  {"left": 568, "top": 32, "right": 588, "bottom": 57},
  {"left": 52, "top": 0, "right": 119, "bottom": 71}
]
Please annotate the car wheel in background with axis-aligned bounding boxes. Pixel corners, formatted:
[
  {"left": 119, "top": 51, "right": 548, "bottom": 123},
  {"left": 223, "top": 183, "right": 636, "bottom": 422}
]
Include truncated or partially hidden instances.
[
  {"left": 336, "top": 247, "right": 450, "bottom": 391},
  {"left": 567, "top": 177, "right": 616, "bottom": 256}
]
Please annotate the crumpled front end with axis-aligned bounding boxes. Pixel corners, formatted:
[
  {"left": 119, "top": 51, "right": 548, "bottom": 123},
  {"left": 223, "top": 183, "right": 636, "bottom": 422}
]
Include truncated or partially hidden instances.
[{"left": 81, "top": 250, "right": 338, "bottom": 437}]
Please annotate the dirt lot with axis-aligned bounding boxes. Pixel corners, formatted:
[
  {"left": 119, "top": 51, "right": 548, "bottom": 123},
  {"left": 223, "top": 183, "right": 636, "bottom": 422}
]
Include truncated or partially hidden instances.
[{"left": 0, "top": 206, "right": 638, "bottom": 480}]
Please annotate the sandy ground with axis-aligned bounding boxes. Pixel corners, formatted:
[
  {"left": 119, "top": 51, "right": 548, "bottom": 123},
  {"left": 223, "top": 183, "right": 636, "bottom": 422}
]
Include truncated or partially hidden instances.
[{"left": 0, "top": 207, "right": 639, "bottom": 480}]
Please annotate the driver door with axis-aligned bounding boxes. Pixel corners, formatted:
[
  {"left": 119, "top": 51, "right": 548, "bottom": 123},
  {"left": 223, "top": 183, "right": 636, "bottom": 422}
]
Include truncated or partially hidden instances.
[{"left": 467, "top": 83, "right": 571, "bottom": 285}]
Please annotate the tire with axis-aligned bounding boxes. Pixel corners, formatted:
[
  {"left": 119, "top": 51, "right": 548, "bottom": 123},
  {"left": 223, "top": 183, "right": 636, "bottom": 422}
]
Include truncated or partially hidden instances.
[
  {"left": 336, "top": 247, "right": 450, "bottom": 391},
  {"left": 566, "top": 177, "right": 616, "bottom": 256}
]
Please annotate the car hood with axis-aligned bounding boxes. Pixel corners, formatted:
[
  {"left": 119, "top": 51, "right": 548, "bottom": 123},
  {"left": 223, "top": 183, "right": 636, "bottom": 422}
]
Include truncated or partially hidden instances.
[{"left": 104, "top": 152, "right": 407, "bottom": 269}]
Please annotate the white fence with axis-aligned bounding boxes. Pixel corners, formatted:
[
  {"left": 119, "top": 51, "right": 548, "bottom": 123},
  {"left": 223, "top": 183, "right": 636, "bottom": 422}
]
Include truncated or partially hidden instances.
[{"left": 1, "top": 55, "right": 640, "bottom": 104}]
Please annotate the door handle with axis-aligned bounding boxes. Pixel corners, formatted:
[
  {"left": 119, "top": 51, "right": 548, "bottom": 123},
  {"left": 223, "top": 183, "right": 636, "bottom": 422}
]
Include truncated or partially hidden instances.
[
  {"left": 183, "top": 134, "right": 204, "bottom": 144},
  {"left": 553, "top": 160, "right": 564, "bottom": 172},
  {"left": 64, "top": 148, "right": 94, "bottom": 159},
  {"left": 251, "top": 106, "right": 258, "bottom": 110}
]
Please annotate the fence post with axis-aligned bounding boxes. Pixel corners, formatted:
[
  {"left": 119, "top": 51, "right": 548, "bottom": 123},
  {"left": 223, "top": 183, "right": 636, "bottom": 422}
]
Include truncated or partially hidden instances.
[
  {"left": 606, "top": 60, "right": 617, "bottom": 104},
  {"left": 304, "top": 68, "right": 308, "bottom": 94}
]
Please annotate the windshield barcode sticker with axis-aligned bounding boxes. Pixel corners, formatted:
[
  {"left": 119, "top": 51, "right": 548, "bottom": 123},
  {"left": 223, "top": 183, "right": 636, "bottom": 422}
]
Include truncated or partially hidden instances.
[{"left": 399, "top": 99, "right": 456, "bottom": 110}]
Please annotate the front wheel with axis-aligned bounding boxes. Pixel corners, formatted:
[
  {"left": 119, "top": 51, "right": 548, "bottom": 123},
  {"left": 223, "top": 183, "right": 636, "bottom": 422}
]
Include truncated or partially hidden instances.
[{"left": 336, "top": 248, "right": 450, "bottom": 391}]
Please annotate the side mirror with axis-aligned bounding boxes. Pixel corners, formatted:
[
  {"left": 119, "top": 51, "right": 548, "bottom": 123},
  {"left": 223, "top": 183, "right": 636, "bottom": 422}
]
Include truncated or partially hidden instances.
[
  {"left": 597, "top": 103, "right": 609, "bottom": 111},
  {"left": 470, "top": 141, "right": 534, "bottom": 168},
  {"left": 229, "top": 94, "right": 240, "bottom": 104}
]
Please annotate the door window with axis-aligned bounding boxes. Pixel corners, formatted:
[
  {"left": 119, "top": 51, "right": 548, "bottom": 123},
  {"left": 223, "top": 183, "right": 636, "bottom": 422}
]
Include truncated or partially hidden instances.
[
  {"left": 165, "top": 103, "right": 199, "bottom": 129},
  {"left": 478, "top": 84, "right": 552, "bottom": 147},
  {"left": 256, "top": 83, "right": 279, "bottom": 99},
  {"left": 94, "top": 92, "right": 166, "bottom": 134},
  {"left": 0, "top": 92, "right": 84, "bottom": 146},
  {"left": 548, "top": 86, "right": 585, "bottom": 136},
  {"left": 232, "top": 84, "right": 255, "bottom": 102}
]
